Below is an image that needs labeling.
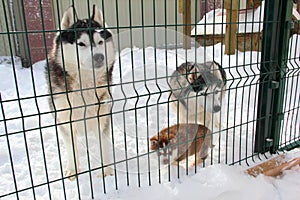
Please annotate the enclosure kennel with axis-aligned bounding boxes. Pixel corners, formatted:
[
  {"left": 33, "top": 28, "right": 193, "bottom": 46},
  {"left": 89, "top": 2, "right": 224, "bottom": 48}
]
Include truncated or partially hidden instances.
[{"left": 0, "top": 0, "right": 299, "bottom": 199}]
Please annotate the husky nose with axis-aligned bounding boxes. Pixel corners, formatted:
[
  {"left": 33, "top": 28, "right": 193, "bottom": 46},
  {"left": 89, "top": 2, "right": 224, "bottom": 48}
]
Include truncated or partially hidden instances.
[
  {"left": 93, "top": 54, "right": 104, "bottom": 67},
  {"left": 213, "top": 105, "right": 221, "bottom": 112}
]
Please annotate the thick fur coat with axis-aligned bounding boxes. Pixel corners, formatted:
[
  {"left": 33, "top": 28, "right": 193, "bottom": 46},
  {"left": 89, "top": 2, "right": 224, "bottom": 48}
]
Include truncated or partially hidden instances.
[{"left": 46, "top": 5, "right": 115, "bottom": 179}]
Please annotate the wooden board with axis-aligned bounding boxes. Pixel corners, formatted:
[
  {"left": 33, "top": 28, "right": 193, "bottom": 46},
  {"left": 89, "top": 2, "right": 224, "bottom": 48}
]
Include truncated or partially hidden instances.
[
  {"left": 247, "top": 154, "right": 300, "bottom": 177},
  {"left": 192, "top": 32, "right": 262, "bottom": 52}
]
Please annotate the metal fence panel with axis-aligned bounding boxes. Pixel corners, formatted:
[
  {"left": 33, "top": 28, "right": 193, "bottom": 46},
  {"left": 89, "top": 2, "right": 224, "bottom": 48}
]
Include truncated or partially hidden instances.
[{"left": 0, "top": 0, "right": 299, "bottom": 199}]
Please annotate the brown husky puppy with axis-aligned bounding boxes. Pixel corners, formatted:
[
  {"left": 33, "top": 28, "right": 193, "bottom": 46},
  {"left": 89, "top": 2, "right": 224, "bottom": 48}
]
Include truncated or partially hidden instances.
[{"left": 150, "top": 124, "right": 211, "bottom": 167}]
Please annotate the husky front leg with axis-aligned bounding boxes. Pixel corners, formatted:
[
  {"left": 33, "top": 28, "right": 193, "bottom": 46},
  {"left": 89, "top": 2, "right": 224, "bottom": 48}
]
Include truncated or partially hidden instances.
[
  {"left": 98, "top": 104, "right": 114, "bottom": 177},
  {"left": 97, "top": 117, "right": 114, "bottom": 177},
  {"left": 59, "top": 123, "right": 79, "bottom": 180},
  {"left": 54, "top": 95, "right": 80, "bottom": 180},
  {"left": 56, "top": 104, "right": 79, "bottom": 180}
]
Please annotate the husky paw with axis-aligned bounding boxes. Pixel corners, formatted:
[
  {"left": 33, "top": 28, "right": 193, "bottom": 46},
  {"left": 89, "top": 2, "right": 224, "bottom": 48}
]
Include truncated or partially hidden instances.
[
  {"left": 97, "top": 167, "right": 114, "bottom": 178},
  {"left": 64, "top": 169, "right": 77, "bottom": 180}
]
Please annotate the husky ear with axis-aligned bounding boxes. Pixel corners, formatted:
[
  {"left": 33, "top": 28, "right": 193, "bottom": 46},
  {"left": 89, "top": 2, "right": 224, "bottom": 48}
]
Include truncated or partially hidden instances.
[
  {"left": 91, "top": 5, "right": 104, "bottom": 27},
  {"left": 61, "top": 6, "right": 78, "bottom": 29}
]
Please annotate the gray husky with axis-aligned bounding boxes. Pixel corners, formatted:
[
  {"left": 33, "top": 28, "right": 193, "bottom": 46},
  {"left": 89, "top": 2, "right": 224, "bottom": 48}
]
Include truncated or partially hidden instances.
[
  {"left": 46, "top": 5, "right": 115, "bottom": 179},
  {"left": 170, "top": 61, "right": 226, "bottom": 128}
]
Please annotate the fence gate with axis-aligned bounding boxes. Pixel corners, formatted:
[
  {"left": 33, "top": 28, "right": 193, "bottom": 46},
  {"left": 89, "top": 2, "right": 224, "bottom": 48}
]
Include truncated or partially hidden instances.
[
  {"left": 0, "top": 0, "right": 299, "bottom": 199},
  {"left": 255, "top": 0, "right": 297, "bottom": 153}
]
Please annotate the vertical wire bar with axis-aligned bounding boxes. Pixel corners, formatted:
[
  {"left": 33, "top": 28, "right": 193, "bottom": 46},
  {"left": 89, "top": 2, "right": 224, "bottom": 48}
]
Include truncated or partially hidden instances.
[
  {"left": 287, "top": 72, "right": 296, "bottom": 146},
  {"left": 71, "top": 3, "right": 91, "bottom": 192},
  {"left": 152, "top": 0, "right": 162, "bottom": 182},
  {"left": 69, "top": 0, "right": 82, "bottom": 197},
  {"left": 245, "top": 1, "right": 257, "bottom": 165},
  {"left": 252, "top": 81, "right": 260, "bottom": 161},
  {"left": 184, "top": 0, "right": 189, "bottom": 174},
  {"left": 2, "top": 0, "right": 36, "bottom": 197},
  {"left": 142, "top": 0, "right": 150, "bottom": 185},
  {"left": 139, "top": 0, "right": 152, "bottom": 186},
  {"left": 127, "top": 0, "right": 141, "bottom": 187},
  {"left": 220, "top": 0, "right": 226, "bottom": 164},
  {"left": 48, "top": 1, "right": 67, "bottom": 198},
  {"left": 214, "top": 0, "right": 222, "bottom": 165},
  {"left": 232, "top": 70, "right": 240, "bottom": 164},
  {"left": 210, "top": 0, "right": 217, "bottom": 167},
  {"left": 251, "top": 0, "right": 264, "bottom": 162},
  {"left": 35, "top": 1, "right": 52, "bottom": 198},
  {"left": 100, "top": 0, "right": 118, "bottom": 191},
  {"left": 233, "top": 0, "right": 242, "bottom": 164},
  {"left": 289, "top": 35, "right": 300, "bottom": 145},
  {"left": 286, "top": 51, "right": 296, "bottom": 147},
  {"left": 199, "top": 0, "right": 206, "bottom": 169},
  {"left": 151, "top": 0, "right": 161, "bottom": 184},
  {"left": 174, "top": 0, "right": 180, "bottom": 180},
  {"left": 245, "top": 2, "right": 257, "bottom": 163},
  {"left": 224, "top": 1, "right": 237, "bottom": 163},
  {"left": 281, "top": 35, "right": 293, "bottom": 148},
  {"left": 281, "top": 52, "right": 292, "bottom": 148},
  {"left": 115, "top": 0, "right": 130, "bottom": 187},
  {"left": 84, "top": 2, "right": 95, "bottom": 197},
  {"left": 116, "top": 0, "right": 130, "bottom": 186},
  {"left": 224, "top": 0, "right": 230, "bottom": 164},
  {"left": 163, "top": 0, "right": 171, "bottom": 182},
  {"left": 192, "top": 0, "right": 198, "bottom": 172},
  {"left": 236, "top": 0, "right": 247, "bottom": 164},
  {"left": 0, "top": 94, "right": 19, "bottom": 199}
]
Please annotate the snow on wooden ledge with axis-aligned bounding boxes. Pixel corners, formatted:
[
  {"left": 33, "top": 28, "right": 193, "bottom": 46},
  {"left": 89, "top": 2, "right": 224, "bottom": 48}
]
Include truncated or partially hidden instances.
[{"left": 191, "top": 1, "right": 265, "bottom": 36}]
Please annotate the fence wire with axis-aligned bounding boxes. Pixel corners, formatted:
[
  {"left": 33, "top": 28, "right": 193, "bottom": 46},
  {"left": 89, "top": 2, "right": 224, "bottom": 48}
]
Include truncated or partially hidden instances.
[{"left": 0, "top": 0, "right": 299, "bottom": 199}]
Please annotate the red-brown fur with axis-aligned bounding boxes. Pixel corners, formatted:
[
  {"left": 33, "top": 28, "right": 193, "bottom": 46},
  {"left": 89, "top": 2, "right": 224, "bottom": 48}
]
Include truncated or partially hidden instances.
[{"left": 150, "top": 124, "right": 211, "bottom": 166}]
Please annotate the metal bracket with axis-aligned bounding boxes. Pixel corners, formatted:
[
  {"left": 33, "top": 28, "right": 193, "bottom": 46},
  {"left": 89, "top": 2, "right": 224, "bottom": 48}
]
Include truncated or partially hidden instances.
[
  {"left": 287, "top": 21, "right": 294, "bottom": 29},
  {"left": 266, "top": 138, "right": 274, "bottom": 147},
  {"left": 270, "top": 81, "right": 280, "bottom": 89},
  {"left": 277, "top": 113, "right": 284, "bottom": 121}
]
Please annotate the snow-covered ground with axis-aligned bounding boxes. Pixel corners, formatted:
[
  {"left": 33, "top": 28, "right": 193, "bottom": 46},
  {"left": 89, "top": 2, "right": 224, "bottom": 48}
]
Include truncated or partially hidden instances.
[{"left": 0, "top": 34, "right": 299, "bottom": 199}]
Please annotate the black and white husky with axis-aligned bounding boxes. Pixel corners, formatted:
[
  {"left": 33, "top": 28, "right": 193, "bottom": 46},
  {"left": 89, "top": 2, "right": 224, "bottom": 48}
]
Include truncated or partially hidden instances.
[
  {"left": 46, "top": 5, "right": 115, "bottom": 179},
  {"left": 170, "top": 61, "right": 226, "bottom": 128}
]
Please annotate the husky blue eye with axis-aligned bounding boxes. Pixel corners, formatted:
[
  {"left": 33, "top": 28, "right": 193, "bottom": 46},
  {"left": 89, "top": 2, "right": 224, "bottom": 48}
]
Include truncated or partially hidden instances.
[{"left": 77, "top": 42, "right": 86, "bottom": 47}]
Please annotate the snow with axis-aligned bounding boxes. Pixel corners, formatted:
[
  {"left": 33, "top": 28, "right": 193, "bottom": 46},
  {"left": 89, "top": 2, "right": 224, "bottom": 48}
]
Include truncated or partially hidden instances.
[
  {"left": 0, "top": 34, "right": 300, "bottom": 199},
  {"left": 191, "top": 1, "right": 265, "bottom": 35}
]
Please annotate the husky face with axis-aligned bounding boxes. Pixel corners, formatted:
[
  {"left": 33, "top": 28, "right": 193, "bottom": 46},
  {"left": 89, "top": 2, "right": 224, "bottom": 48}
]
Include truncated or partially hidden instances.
[
  {"left": 150, "top": 134, "right": 178, "bottom": 165},
  {"left": 54, "top": 6, "right": 115, "bottom": 72},
  {"left": 171, "top": 61, "right": 226, "bottom": 114},
  {"left": 188, "top": 62, "right": 225, "bottom": 113}
]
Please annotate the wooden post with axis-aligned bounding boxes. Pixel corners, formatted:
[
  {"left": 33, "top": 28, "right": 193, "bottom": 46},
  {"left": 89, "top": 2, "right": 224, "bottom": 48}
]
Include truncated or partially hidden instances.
[
  {"left": 179, "top": 0, "right": 191, "bottom": 49},
  {"left": 224, "top": 0, "right": 239, "bottom": 55},
  {"left": 298, "top": 0, "right": 300, "bottom": 14}
]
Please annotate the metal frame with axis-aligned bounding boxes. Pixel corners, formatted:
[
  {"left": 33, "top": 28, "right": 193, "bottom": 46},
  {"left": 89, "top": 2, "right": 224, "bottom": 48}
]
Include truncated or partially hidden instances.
[{"left": 0, "top": 0, "right": 299, "bottom": 198}]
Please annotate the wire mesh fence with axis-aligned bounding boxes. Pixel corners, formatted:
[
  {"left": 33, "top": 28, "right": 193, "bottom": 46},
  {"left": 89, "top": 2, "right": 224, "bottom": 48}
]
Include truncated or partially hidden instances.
[{"left": 0, "top": 0, "right": 299, "bottom": 199}]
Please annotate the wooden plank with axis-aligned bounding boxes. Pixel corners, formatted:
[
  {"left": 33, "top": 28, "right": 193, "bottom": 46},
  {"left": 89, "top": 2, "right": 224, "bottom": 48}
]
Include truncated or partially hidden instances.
[
  {"left": 0, "top": 1, "right": 16, "bottom": 56},
  {"left": 193, "top": 32, "right": 262, "bottom": 52},
  {"left": 178, "top": 0, "right": 184, "bottom": 14},
  {"left": 247, "top": 154, "right": 300, "bottom": 177},
  {"left": 224, "top": 0, "right": 239, "bottom": 55},
  {"left": 182, "top": 0, "right": 191, "bottom": 49}
]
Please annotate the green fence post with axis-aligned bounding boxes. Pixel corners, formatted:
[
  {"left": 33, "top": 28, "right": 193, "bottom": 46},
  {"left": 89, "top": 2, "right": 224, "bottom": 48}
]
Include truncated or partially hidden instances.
[{"left": 255, "top": 0, "right": 293, "bottom": 153}]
